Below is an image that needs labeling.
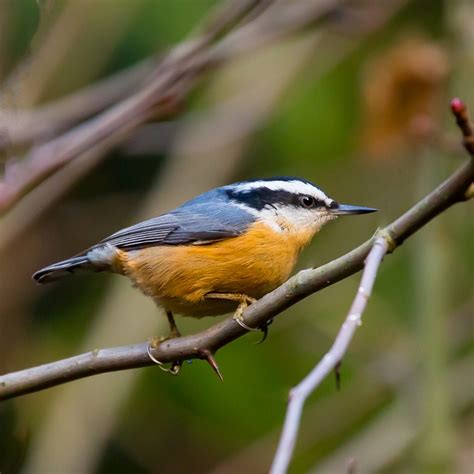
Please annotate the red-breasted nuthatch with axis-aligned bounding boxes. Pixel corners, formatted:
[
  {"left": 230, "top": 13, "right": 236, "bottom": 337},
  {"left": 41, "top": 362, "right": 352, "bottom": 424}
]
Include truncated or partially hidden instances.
[{"left": 33, "top": 177, "right": 376, "bottom": 349}]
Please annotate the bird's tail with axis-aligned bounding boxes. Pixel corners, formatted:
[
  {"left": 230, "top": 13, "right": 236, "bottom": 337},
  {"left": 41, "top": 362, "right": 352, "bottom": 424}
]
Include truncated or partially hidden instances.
[{"left": 33, "top": 255, "right": 100, "bottom": 284}]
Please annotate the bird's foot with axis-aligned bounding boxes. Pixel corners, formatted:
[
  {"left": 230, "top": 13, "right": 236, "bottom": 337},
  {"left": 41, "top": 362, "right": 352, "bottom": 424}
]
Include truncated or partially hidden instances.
[
  {"left": 147, "top": 336, "right": 181, "bottom": 375},
  {"left": 233, "top": 295, "right": 258, "bottom": 331},
  {"left": 206, "top": 292, "right": 259, "bottom": 332},
  {"left": 205, "top": 292, "right": 272, "bottom": 342},
  {"left": 233, "top": 297, "right": 274, "bottom": 343},
  {"left": 147, "top": 313, "right": 183, "bottom": 375}
]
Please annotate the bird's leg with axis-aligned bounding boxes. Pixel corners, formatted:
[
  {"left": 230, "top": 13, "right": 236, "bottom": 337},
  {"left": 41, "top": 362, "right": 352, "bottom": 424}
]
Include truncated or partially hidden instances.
[
  {"left": 166, "top": 310, "right": 181, "bottom": 338},
  {"left": 149, "top": 311, "right": 181, "bottom": 346},
  {"left": 206, "top": 293, "right": 258, "bottom": 331},
  {"left": 206, "top": 293, "right": 273, "bottom": 342},
  {"left": 148, "top": 310, "right": 182, "bottom": 375}
]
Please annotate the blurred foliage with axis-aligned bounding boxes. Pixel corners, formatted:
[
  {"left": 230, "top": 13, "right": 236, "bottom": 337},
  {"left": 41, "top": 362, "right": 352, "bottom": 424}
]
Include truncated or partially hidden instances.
[{"left": 0, "top": 1, "right": 472, "bottom": 473}]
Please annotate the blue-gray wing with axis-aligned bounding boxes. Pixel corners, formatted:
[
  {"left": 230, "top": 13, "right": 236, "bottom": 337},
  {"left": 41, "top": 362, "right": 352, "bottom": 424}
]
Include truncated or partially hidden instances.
[{"left": 96, "top": 200, "right": 254, "bottom": 250}]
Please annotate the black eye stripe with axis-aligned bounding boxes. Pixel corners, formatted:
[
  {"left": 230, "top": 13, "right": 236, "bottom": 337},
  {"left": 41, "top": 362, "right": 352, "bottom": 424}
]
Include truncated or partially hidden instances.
[{"left": 226, "top": 188, "right": 328, "bottom": 210}]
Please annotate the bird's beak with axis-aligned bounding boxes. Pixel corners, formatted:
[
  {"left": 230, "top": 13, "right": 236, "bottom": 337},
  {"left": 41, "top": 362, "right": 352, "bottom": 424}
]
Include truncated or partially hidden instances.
[{"left": 330, "top": 204, "right": 378, "bottom": 215}]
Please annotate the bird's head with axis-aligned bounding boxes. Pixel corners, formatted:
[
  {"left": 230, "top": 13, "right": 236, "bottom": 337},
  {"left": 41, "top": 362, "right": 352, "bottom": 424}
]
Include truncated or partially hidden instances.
[{"left": 224, "top": 177, "right": 377, "bottom": 236}]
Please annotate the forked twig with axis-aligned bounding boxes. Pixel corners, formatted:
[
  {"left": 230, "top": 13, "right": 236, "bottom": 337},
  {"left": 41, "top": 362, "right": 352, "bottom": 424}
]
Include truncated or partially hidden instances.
[
  {"left": 270, "top": 237, "right": 389, "bottom": 474},
  {"left": 268, "top": 98, "right": 474, "bottom": 473}
]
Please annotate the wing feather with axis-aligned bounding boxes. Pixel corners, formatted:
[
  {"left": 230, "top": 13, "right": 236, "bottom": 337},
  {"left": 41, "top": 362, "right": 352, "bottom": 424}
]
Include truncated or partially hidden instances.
[{"left": 91, "top": 201, "right": 254, "bottom": 251}]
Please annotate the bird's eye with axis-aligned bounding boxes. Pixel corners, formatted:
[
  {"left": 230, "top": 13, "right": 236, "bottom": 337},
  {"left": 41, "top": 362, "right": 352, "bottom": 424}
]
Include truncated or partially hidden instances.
[{"left": 299, "top": 195, "right": 315, "bottom": 208}]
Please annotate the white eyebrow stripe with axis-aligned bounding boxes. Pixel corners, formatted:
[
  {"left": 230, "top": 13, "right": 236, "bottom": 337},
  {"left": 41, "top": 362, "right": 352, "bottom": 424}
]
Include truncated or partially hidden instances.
[{"left": 233, "top": 180, "right": 332, "bottom": 204}]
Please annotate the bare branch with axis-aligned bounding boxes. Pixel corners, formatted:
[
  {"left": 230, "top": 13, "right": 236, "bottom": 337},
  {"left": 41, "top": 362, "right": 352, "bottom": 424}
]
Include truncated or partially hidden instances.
[
  {"left": 450, "top": 98, "right": 474, "bottom": 156},
  {"left": 0, "top": 1, "right": 410, "bottom": 259},
  {"left": 0, "top": 156, "right": 471, "bottom": 401},
  {"left": 270, "top": 237, "right": 389, "bottom": 474},
  {"left": 0, "top": 57, "right": 155, "bottom": 151},
  {"left": 0, "top": 0, "right": 343, "bottom": 215},
  {"left": 0, "top": 0, "right": 272, "bottom": 154},
  {"left": 0, "top": 0, "right": 264, "bottom": 211},
  {"left": 268, "top": 98, "right": 474, "bottom": 473}
]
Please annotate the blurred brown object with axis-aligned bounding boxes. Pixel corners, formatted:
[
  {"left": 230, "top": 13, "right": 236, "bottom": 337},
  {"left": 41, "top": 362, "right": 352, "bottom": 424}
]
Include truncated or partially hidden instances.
[{"left": 360, "top": 36, "right": 450, "bottom": 158}]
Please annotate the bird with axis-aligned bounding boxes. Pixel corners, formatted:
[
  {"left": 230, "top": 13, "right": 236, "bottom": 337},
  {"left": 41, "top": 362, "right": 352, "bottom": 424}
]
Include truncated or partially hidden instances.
[{"left": 33, "top": 177, "right": 376, "bottom": 373}]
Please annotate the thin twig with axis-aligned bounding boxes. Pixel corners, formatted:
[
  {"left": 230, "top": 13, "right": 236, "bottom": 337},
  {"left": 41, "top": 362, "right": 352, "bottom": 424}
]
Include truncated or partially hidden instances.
[
  {"left": 316, "top": 354, "right": 474, "bottom": 473},
  {"left": 270, "top": 237, "right": 389, "bottom": 474},
  {"left": 267, "top": 98, "right": 474, "bottom": 473},
  {"left": 0, "top": 157, "right": 471, "bottom": 401},
  {"left": 450, "top": 98, "right": 474, "bottom": 156}
]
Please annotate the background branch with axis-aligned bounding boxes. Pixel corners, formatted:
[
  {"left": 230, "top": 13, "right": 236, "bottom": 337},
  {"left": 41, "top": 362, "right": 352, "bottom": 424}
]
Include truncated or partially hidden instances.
[
  {"left": 0, "top": 0, "right": 344, "bottom": 215},
  {"left": 0, "top": 0, "right": 407, "bottom": 260},
  {"left": 0, "top": 57, "right": 155, "bottom": 151},
  {"left": 0, "top": 156, "right": 471, "bottom": 401}
]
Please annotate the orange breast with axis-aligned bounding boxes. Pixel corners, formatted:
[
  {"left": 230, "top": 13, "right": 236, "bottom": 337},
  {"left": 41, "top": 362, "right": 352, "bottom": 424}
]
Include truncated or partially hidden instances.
[{"left": 119, "top": 221, "right": 314, "bottom": 317}]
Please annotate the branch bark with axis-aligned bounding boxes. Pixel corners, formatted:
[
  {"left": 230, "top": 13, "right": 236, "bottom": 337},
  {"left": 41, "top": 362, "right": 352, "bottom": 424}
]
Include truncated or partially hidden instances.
[
  {"left": 270, "top": 237, "right": 389, "bottom": 474},
  {"left": 0, "top": 157, "right": 471, "bottom": 401},
  {"left": 268, "top": 99, "right": 474, "bottom": 473}
]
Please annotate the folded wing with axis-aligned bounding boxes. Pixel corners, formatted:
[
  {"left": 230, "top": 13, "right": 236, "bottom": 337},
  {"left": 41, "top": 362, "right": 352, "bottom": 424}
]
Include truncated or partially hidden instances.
[
  {"left": 33, "top": 201, "right": 254, "bottom": 283},
  {"left": 98, "top": 202, "right": 253, "bottom": 250}
]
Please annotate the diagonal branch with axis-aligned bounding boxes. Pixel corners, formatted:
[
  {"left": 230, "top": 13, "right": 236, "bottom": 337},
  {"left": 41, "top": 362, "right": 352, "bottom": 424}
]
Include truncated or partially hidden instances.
[
  {"left": 0, "top": 0, "right": 265, "bottom": 212},
  {"left": 0, "top": 0, "right": 271, "bottom": 154},
  {"left": 270, "top": 237, "right": 389, "bottom": 474},
  {"left": 0, "top": 0, "right": 344, "bottom": 215},
  {"left": 268, "top": 98, "right": 474, "bottom": 473},
  {"left": 0, "top": 57, "right": 156, "bottom": 152},
  {"left": 0, "top": 155, "right": 471, "bottom": 401}
]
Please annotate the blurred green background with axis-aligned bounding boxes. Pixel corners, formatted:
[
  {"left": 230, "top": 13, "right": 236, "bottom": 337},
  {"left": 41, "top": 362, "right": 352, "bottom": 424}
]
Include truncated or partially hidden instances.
[{"left": 0, "top": 0, "right": 472, "bottom": 473}]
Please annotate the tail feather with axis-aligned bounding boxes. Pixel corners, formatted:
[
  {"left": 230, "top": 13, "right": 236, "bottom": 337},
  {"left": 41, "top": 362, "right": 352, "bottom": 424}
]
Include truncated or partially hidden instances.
[{"left": 33, "top": 256, "right": 100, "bottom": 284}]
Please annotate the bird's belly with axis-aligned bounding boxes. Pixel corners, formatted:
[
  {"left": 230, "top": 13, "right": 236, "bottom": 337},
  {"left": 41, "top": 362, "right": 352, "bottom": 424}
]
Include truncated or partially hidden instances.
[
  {"left": 157, "top": 297, "right": 238, "bottom": 318},
  {"left": 120, "top": 222, "right": 306, "bottom": 317}
]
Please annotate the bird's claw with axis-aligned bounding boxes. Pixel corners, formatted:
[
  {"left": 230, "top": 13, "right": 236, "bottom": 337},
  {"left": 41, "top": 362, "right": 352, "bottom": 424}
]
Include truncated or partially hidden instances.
[
  {"left": 234, "top": 314, "right": 274, "bottom": 344},
  {"left": 232, "top": 295, "right": 258, "bottom": 331},
  {"left": 256, "top": 318, "right": 274, "bottom": 344},
  {"left": 206, "top": 292, "right": 273, "bottom": 342},
  {"left": 234, "top": 316, "right": 259, "bottom": 332},
  {"left": 147, "top": 336, "right": 182, "bottom": 375}
]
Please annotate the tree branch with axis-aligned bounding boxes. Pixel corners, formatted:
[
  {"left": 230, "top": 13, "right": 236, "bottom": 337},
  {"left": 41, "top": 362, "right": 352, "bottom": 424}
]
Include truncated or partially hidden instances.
[
  {"left": 270, "top": 237, "right": 389, "bottom": 474},
  {"left": 0, "top": 0, "right": 264, "bottom": 212},
  {"left": 268, "top": 99, "right": 474, "bottom": 473},
  {"left": 0, "top": 0, "right": 343, "bottom": 215},
  {"left": 0, "top": 57, "right": 156, "bottom": 152},
  {"left": 1, "top": 155, "right": 471, "bottom": 401}
]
